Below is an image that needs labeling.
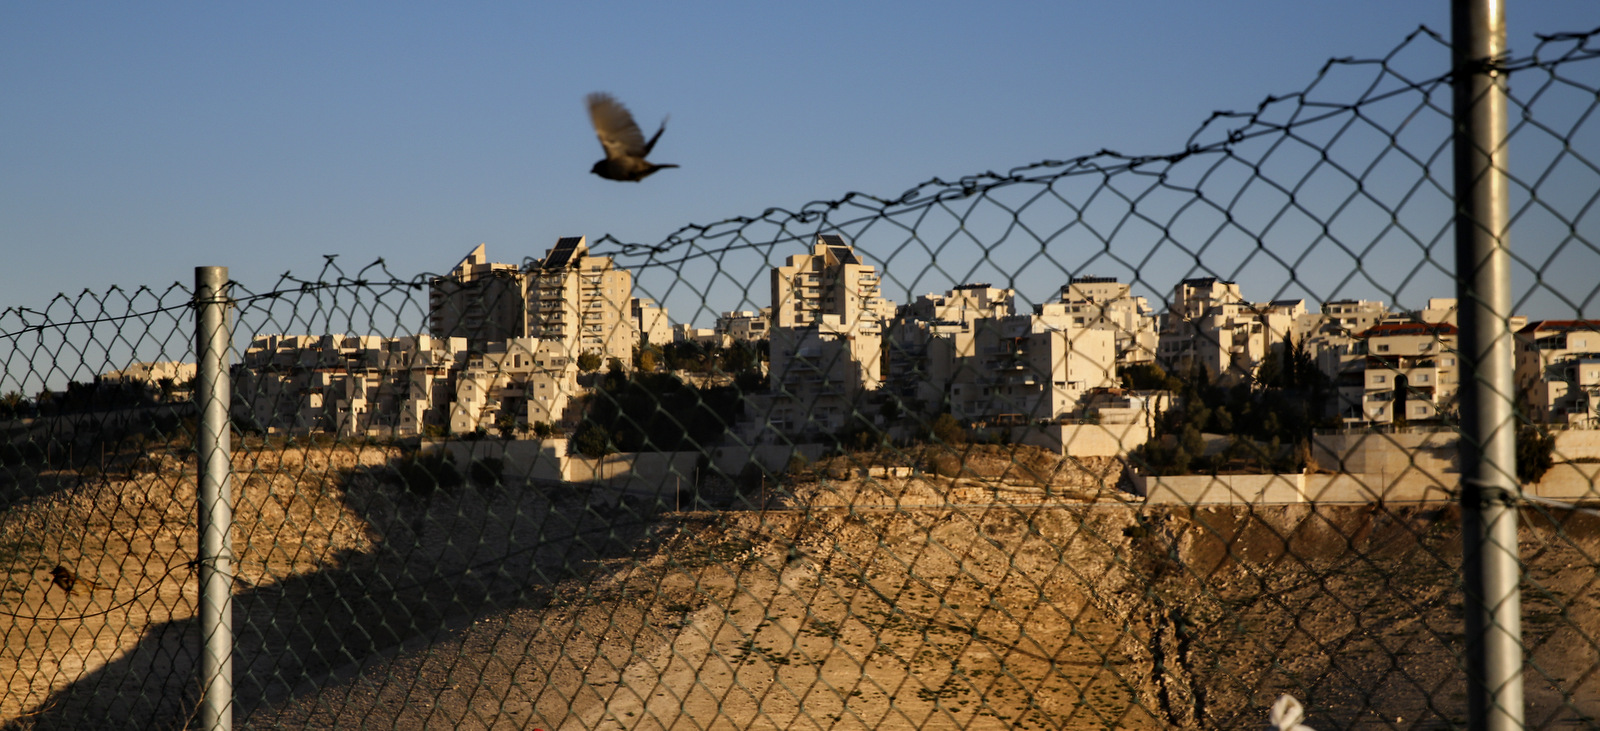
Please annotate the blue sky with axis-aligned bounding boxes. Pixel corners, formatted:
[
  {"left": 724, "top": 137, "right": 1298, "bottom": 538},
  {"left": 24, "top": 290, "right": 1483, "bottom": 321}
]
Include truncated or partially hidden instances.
[{"left": 3, "top": 2, "right": 1597, "bottom": 332}]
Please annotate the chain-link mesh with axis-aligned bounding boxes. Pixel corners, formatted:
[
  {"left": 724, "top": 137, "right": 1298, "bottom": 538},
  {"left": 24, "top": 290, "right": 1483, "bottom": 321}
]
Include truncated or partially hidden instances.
[{"left": 3, "top": 25, "right": 1600, "bottom": 730}]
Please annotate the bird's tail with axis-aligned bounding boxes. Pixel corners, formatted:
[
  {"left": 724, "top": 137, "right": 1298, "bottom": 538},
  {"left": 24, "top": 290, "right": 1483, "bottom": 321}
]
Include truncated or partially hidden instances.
[{"left": 643, "top": 116, "right": 671, "bottom": 155}]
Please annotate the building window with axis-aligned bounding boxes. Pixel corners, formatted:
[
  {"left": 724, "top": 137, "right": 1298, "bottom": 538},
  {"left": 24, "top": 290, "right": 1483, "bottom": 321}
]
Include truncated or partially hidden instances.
[
  {"left": 1374, "top": 375, "right": 1386, "bottom": 384},
  {"left": 1377, "top": 344, "right": 1390, "bottom": 353}
]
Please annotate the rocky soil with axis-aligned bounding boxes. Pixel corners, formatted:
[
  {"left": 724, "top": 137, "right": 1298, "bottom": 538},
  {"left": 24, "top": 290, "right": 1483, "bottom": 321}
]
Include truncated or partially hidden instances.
[{"left": 3, "top": 441, "right": 1598, "bottom": 729}]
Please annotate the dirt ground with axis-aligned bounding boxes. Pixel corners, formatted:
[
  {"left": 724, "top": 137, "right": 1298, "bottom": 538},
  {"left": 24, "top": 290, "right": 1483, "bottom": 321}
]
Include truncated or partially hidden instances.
[{"left": 3, "top": 442, "right": 1599, "bottom": 729}]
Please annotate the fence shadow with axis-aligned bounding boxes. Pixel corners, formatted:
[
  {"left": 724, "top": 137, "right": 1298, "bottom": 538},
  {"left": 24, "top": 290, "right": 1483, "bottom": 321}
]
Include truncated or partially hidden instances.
[{"left": 3, "top": 450, "right": 670, "bottom": 730}]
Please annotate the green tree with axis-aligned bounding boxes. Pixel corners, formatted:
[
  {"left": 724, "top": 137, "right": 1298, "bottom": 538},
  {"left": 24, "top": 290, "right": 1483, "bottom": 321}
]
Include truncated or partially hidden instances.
[
  {"left": 577, "top": 351, "right": 603, "bottom": 372},
  {"left": 638, "top": 347, "right": 660, "bottom": 373},
  {"left": 929, "top": 413, "right": 966, "bottom": 446},
  {"left": 0, "top": 391, "right": 24, "bottom": 419},
  {"left": 1120, "top": 362, "right": 1171, "bottom": 391},
  {"left": 1516, "top": 424, "right": 1556, "bottom": 484},
  {"left": 571, "top": 420, "right": 614, "bottom": 458}
]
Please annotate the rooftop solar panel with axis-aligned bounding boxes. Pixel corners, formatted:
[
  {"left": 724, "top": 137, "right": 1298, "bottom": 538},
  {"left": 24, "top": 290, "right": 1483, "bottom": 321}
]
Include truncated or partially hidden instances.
[{"left": 543, "top": 237, "right": 583, "bottom": 269}]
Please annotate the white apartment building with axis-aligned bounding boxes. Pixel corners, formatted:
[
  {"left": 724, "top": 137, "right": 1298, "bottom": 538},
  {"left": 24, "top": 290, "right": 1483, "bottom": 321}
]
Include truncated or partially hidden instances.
[
  {"left": 1296, "top": 299, "right": 1394, "bottom": 388},
  {"left": 886, "top": 285, "right": 1013, "bottom": 412},
  {"left": 431, "top": 239, "right": 648, "bottom": 365},
  {"left": 235, "top": 333, "right": 467, "bottom": 437},
  {"left": 947, "top": 305, "right": 1116, "bottom": 425},
  {"left": 1516, "top": 319, "right": 1600, "bottom": 427},
  {"left": 1057, "top": 277, "right": 1158, "bottom": 367},
  {"left": 101, "top": 361, "right": 197, "bottom": 394},
  {"left": 1156, "top": 278, "right": 1299, "bottom": 385},
  {"left": 526, "top": 236, "right": 637, "bottom": 364},
  {"left": 715, "top": 308, "right": 772, "bottom": 344},
  {"left": 429, "top": 244, "right": 527, "bottom": 345},
  {"left": 631, "top": 298, "right": 672, "bottom": 348},
  {"left": 764, "top": 235, "right": 894, "bottom": 436},
  {"left": 673, "top": 324, "right": 720, "bottom": 346},
  {"left": 899, "top": 284, "right": 1016, "bottom": 323},
  {"left": 449, "top": 338, "right": 580, "bottom": 434},
  {"left": 1349, "top": 321, "right": 1461, "bottom": 424}
]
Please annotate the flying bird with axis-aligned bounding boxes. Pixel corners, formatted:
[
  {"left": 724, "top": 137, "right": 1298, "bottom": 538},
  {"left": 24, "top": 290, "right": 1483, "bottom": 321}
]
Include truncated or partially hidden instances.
[{"left": 586, "top": 92, "right": 677, "bottom": 182}]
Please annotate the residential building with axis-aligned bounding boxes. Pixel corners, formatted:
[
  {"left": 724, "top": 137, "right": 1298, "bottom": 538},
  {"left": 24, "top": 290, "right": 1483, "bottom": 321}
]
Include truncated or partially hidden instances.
[
  {"left": 449, "top": 338, "right": 580, "bottom": 434},
  {"left": 1156, "top": 278, "right": 1297, "bottom": 385},
  {"left": 899, "top": 284, "right": 1015, "bottom": 323},
  {"left": 429, "top": 244, "right": 527, "bottom": 346},
  {"left": 764, "top": 235, "right": 894, "bottom": 436},
  {"left": 1297, "top": 299, "right": 1394, "bottom": 389},
  {"left": 526, "top": 236, "right": 637, "bottom": 364},
  {"left": 632, "top": 298, "right": 672, "bottom": 348},
  {"left": 715, "top": 308, "right": 772, "bottom": 344},
  {"left": 885, "top": 285, "right": 1009, "bottom": 413},
  {"left": 1057, "top": 277, "right": 1157, "bottom": 367},
  {"left": 1516, "top": 320, "right": 1600, "bottom": 426},
  {"left": 946, "top": 304, "right": 1116, "bottom": 425},
  {"left": 673, "top": 324, "right": 720, "bottom": 346},
  {"left": 234, "top": 333, "right": 467, "bottom": 437},
  {"left": 1351, "top": 322, "right": 1461, "bottom": 424}
]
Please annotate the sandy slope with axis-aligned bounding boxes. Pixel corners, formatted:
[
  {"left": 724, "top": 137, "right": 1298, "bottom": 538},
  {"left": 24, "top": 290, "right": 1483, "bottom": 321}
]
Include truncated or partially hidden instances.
[{"left": 5, "top": 444, "right": 1599, "bottom": 729}]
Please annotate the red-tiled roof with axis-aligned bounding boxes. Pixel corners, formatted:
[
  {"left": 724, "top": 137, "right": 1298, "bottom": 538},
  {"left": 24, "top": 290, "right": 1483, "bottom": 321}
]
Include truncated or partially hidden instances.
[
  {"left": 1517, "top": 319, "right": 1600, "bottom": 335},
  {"left": 1357, "top": 322, "right": 1459, "bottom": 338}
]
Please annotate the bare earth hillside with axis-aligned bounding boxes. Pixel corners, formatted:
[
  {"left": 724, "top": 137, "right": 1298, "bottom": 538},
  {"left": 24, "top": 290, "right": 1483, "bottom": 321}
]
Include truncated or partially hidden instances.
[{"left": 3, "top": 443, "right": 1598, "bottom": 729}]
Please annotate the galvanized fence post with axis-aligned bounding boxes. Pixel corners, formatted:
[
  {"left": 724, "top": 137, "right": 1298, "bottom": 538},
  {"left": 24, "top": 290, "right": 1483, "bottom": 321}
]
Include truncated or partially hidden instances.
[
  {"left": 1451, "top": 1, "right": 1524, "bottom": 729},
  {"left": 194, "top": 266, "right": 235, "bottom": 730}
]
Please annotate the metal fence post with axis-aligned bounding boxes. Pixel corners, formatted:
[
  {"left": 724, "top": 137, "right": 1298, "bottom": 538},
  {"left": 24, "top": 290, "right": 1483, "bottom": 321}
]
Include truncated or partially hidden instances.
[
  {"left": 195, "top": 266, "right": 235, "bottom": 730},
  {"left": 1451, "top": 1, "right": 1524, "bottom": 729}
]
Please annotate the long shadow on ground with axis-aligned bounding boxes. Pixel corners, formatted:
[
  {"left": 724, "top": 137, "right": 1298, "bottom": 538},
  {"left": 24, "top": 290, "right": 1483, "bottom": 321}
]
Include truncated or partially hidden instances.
[{"left": 3, "top": 454, "right": 671, "bottom": 731}]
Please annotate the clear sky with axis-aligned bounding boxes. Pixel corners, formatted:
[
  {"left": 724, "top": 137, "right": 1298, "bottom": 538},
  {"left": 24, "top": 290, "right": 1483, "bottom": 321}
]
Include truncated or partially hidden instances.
[{"left": 3, "top": 2, "right": 1597, "bottom": 328}]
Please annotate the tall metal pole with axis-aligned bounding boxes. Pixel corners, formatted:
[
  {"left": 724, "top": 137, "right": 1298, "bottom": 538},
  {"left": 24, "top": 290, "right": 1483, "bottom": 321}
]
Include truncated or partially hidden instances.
[
  {"left": 1451, "top": 1, "right": 1524, "bottom": 729},
  {"left": 195, "top": 266, "right": 235, "bottom": 730}
]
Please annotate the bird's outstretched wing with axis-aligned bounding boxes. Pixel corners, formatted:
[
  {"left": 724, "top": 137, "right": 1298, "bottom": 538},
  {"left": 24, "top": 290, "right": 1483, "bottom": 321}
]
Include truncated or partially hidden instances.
[{"left": 587, "top": 92, "right": 647, "bottom": 160}]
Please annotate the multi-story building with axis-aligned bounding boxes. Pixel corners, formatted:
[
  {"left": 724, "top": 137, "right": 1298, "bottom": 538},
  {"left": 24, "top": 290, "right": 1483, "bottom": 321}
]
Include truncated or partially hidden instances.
[
  {"left": 1351, "top": 321, "right": 1461, "bottom": 424},
  {"left": 884, "top": 318, "right": 972, "bottom": 412},
  {"left": 1296, "top": 299, "right": 1394, "bottom": 389},
  {"left": 234, "top": 333, "right": 467, "bottom": 436},
  {"left": 429, "top": 244, "right": 527, "bottom": 346},
  {"left": 715, "top": 308, "right": 772, "bottom": 344},
  {"left": 673, "top": 324, "right": 720, "bottom": 346},
  {"left": 1156, "top": 278, "right": 1298, "bottom": 385},
  {"left": 946, "top": 305, "right": 1117, "bottom": 425},
  {"left": 449, "top": 338, "right": 580, "bottom": 434},
  {"left": 526, "top": 236, "right": 637, "bottom": 364},
  {"left": 885, "top": 285, "right": 1010, "bottom": 412},
  {"left": 100, "top": 361, "right": 198, "bottom": 398},
  {"left": 899, "top": 284, "right": 1015, "bottom": 323},
  {"left": 1056, "top": 277, "right": 1157, "bottom": 367},
  {"left": 764, "top": 235, "right": 895, "bottom": 436},
  {"left": 631, "top": 297, "right": 672, "bottom": 348},
  {"left": 1516, "top": 319, "right": 1600, "bottom": 426}
]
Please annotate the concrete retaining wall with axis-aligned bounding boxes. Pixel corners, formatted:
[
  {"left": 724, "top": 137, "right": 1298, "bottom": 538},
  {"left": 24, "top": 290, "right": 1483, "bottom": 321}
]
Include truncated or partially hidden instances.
[
  {"left": 423, "top": 438, "right": 835, "bottom": 498},
  {"left": 1312, "top": 431, "right": 1459, "bottom": 476},
  {"left": 565, "top": 452, "right": 700, "bottom": 495},
  {"left": 1529, "top": 462, "right": 1600, "bottom": 501},
  {"left": 426, "top": 438, "right": 566, "bottom": 482},
  {"left": 1554, "top": 430, "right": 1600, "bottom": 461},
  {"left": 707, "top": 443, "right": 830, "bottom": 478},
  {"left": 995, "top": 422, "right": 1149, "bottom": 457},
  {"left": 1138, "top": 469, "right": 1458, "bottom": 505}
]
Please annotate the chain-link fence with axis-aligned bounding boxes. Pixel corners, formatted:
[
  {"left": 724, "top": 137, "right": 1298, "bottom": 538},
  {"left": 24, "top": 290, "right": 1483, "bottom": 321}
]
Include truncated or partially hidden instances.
[{"left": 3, "top": 20, "right": 1599, "bottom": 731}]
